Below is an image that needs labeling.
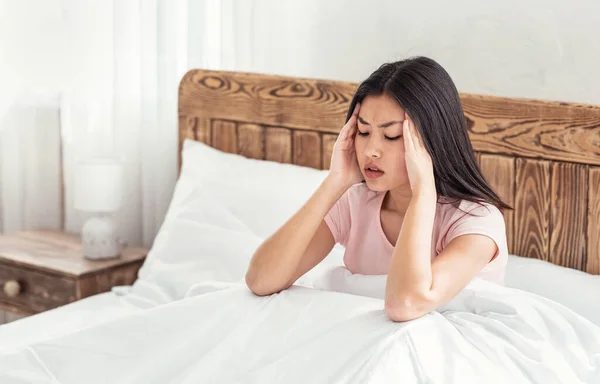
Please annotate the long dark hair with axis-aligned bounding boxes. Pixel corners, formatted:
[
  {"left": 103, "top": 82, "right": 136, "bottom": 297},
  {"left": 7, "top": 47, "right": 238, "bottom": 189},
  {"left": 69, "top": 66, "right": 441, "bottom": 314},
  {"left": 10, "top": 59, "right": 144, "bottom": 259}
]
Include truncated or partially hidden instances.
[{"left": 347, "top": 56, "right": 511, "bottom": 212}]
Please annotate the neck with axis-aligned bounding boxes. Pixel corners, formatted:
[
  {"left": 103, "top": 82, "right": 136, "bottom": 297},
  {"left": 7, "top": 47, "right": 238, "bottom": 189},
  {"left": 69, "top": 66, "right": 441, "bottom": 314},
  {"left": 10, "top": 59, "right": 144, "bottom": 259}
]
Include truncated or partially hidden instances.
[{"left": 383, "top": 185, "right": 413, "bottom": 215}]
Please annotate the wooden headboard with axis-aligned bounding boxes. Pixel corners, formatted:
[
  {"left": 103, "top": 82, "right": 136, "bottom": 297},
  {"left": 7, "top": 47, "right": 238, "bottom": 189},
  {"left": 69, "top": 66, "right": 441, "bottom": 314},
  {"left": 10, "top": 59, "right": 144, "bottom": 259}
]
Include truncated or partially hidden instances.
[{"left": 178, "top": 69, "right": 600, "bottom": 275}]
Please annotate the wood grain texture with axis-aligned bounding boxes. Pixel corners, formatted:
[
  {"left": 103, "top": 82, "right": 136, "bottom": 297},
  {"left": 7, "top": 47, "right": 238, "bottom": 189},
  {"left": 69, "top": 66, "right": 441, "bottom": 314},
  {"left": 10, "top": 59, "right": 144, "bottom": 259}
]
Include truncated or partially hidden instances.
[
  {"left": 321, "top": 134, "right": 337, "bottom": 170},
  {"left": 212, "top": 120, "right": 237, "bottom": 154},
  {"left": 513, "top": 159, "right": 551, "bottom": 261},
  {"left": 2, "top": 311, "right": 25, "bottom": 323},
  {"left": 178, "top": 116, "right": 193, "bottom": 150},
  {"left": 479, "top": 154, "right": 515, "bottom": 252},
  {"left": 265, "top": 127, "right": 292, "bottom": 163},
  {"left": 237, "top": 124, "right": 265, "bottom": 160},
  {"left": 293, "top": 131, "right": 321, "bottom": 169},
  {"left": 179, "top": 70, "right": 600, "bottom": 166},
  {"left": 463, "top": 94, "right": 600, "bottom": 166},
  {"left": 588, "top": 167, "right": 600, "bottom": 274},
  {"left": 178, "top": 69, "right": 600, "bottom": 274},
  {"left": 0, "top": 230, "right": 147, "bottom": 316},
  {"left": 179, "top": 70, "right": 357, "bottom": 134},
  {"left": 0, "top": 261, "right": 76, "bottom": 313},
  {"left": 0, "top": 303, "right": 33, "bottom": 317},
  {"left": 195, "top": 117, "right": 212, "bottom": 144},
  {"left": 0, "top": 230, "right": 147, "bottom": 277},
  {"left": 178, "top": 116, "right": 211, "bottom": 168},
  {"left": 76, "top": 261, "right": 143, "bottom": 300},
  {"left": 549, "top": 163, "right": 588, "bottom": 270}
]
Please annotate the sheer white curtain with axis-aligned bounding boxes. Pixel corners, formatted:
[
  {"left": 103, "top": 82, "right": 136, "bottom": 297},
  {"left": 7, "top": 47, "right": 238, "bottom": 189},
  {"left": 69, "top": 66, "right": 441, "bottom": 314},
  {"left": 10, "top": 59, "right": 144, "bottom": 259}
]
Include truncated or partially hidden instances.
[
  {"left": 0, "top": 0, "right": 227, "bottom": 248},
  {"left": 0, "top": 0, "right": 342, "bottom": 248},
  {"left": 61, "top": 0, "right": 195, "bottom": 248},
  {"left": 0, "top": 0, "right": 66, "bottom": 234}
]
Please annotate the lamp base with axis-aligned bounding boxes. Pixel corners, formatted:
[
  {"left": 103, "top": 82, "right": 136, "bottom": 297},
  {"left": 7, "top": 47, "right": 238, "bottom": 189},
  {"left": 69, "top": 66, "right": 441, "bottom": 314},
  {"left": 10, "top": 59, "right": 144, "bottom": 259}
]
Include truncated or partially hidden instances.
[{"left": 81, "top": 215, "right": 121, "bottom": 260}]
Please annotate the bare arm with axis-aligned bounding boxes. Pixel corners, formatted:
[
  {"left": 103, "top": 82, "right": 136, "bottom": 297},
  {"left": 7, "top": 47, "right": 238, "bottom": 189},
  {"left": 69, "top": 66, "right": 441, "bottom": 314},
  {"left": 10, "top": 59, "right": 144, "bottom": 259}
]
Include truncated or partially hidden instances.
[
  {"left": 385, "top": 192, "right": 496, "bottom": 321},
  {"left": 385, "top": 113, "right": 497, "bottom": 322},
  {"left": 246, "top": 103, "right": 363, "bottom": 296},
  {"left": 245, "top": 177, "right": 346, "bottom": 296}
]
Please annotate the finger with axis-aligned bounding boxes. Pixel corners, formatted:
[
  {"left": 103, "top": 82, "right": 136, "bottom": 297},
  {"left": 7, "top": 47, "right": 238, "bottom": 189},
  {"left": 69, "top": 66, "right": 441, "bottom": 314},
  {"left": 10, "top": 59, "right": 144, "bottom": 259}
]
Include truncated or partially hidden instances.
[
  {"left": 352, "top": 102, "right": 361, "bottom": 117},
  {"left": 406, "top": 113, "right": 422, "bottom": 150},
  {"left": 343, "top": 119, "right": 355, "bottom": 140},
  {"left": 340, "top": 119, "right": 352, "bottom": 140},
  {"left": 344, "top": 104, "right": 361, "bottom": 138},
  {"left": 403, "top": 118, "right": 414, "bottom": 152},
  {"left": 348, "top": 120, "right": 357, "bottom": 138}
]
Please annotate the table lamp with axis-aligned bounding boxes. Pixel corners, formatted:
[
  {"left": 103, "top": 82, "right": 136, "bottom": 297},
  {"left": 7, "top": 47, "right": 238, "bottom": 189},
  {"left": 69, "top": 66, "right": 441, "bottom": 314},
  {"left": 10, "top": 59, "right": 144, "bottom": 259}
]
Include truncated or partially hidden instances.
[{"left": 74, "top": 158, "right": 123, "bottom": 260}]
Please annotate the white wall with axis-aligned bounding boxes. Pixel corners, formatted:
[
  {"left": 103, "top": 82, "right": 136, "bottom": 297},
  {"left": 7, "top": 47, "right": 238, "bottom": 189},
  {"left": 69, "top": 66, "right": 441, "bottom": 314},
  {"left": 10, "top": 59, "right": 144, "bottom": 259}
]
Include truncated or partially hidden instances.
[
  {"left": 226, "top": 0, "right": 600, "bottom": 105},
  {"left": 2, "top": 0, "right": 598, "bottom": 237}
]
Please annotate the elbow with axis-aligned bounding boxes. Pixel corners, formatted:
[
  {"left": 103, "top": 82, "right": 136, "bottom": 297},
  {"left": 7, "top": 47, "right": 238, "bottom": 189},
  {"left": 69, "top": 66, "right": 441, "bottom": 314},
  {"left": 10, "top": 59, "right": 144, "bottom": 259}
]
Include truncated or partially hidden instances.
[
  {"left": 245, "top": 250, "right": 274, "bottom": 296},
  {"left": 384, "top": 292, "right": 435, "bottom": 322},
  {"left": 245, "top": 272, "right": 271, "bottom": 296},
  {"left": 245, "top": 270, "right": 286, "bottom": 297}
]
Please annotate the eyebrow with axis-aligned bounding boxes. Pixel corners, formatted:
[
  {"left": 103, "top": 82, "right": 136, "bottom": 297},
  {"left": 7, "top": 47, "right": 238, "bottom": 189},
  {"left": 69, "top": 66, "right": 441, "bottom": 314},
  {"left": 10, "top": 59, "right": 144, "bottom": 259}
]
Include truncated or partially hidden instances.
[{"left": 357, "top": 116, "right": 404, "bottom": 128}]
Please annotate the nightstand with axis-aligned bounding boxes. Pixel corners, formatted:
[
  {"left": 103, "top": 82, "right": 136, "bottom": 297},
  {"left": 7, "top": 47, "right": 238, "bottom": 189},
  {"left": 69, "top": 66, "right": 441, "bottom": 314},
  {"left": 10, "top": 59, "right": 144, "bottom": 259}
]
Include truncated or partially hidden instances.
[{"left": 0, "top": 230, "right": 147, "bottom": 319}]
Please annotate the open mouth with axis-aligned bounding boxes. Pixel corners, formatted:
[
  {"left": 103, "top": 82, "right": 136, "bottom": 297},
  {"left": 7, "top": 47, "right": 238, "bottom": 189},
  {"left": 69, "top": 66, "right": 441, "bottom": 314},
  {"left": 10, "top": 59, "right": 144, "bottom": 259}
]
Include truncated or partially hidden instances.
[{"left": 364, "top": 165, "right": 384, "bottom": 179}]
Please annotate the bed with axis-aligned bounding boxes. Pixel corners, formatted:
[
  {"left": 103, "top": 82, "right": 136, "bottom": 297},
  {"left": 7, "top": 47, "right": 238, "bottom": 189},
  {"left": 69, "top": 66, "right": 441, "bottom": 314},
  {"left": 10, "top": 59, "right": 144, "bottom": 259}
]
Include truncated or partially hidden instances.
[{"left": 0, "top": 69, "right": 599, "bottom": 383}]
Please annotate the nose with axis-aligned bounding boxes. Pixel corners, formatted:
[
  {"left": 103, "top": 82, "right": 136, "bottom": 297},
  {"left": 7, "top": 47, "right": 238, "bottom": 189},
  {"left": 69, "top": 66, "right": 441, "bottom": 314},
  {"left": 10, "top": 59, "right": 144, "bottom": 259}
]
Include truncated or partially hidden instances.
[{"left": 365, "top": 137, "right": 382, "bottom": 158}]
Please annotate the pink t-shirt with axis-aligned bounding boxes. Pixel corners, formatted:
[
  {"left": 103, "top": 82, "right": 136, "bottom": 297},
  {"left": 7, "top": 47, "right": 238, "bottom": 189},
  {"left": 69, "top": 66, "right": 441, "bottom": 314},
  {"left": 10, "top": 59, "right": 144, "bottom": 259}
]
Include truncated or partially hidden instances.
[{"left": 324, "top": 183, "right": 508, "bottom": 285}]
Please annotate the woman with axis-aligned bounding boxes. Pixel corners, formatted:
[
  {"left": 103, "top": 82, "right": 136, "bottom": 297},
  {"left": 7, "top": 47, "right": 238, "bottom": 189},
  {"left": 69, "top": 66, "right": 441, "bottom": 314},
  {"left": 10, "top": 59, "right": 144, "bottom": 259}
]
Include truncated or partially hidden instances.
[{"left": 245, "top": 56, "right": 510, "bottom": 322}]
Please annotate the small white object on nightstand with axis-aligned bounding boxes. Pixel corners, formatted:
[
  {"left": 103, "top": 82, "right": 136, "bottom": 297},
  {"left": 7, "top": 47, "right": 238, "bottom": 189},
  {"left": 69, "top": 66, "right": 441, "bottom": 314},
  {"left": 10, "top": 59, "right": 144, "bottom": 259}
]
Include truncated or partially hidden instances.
[{"left": 74, "top": 158, "right": 123, "bottom": 260}]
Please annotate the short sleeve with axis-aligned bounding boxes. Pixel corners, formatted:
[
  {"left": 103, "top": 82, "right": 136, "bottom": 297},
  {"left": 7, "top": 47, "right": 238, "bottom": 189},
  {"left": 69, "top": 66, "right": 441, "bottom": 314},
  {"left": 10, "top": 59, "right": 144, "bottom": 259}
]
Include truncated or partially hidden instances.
[
  {"left": 444, "top": 204, "right": 507, "bottom": 261},
  {"left": 324, "top": 190, "right": 352, "bottom": 246}
]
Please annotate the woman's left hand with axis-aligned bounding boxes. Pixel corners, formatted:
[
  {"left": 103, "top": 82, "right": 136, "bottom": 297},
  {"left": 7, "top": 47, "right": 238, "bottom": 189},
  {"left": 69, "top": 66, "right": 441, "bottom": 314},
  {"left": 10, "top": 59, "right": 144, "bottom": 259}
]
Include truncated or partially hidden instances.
[{"left": 403, "top": 112, "right": 436, "bottom": 197}]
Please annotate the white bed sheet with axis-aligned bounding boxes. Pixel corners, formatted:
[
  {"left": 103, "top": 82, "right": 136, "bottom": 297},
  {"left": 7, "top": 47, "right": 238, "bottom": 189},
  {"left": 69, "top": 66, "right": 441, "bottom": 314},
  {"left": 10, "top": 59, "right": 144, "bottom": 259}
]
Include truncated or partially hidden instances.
[
  {"left": 0, "top": 279, "right": 598, "bottom": 384},
  {"left": 0, "top": 293, "right": 136, "bottom": 351},
  {"left": 3, "top": 254, "right": 595, "bottom": 357},
  {"left": 0, "top": 280, "right": 173, "bottom": 353}
]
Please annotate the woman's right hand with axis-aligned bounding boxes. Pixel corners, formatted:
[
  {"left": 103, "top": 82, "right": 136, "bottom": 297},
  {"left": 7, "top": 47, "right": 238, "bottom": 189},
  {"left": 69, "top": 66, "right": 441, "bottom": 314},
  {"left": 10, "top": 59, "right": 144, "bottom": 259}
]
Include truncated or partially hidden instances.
[{"left": 327, "top": 102, "right": 363, "bottom": 190}]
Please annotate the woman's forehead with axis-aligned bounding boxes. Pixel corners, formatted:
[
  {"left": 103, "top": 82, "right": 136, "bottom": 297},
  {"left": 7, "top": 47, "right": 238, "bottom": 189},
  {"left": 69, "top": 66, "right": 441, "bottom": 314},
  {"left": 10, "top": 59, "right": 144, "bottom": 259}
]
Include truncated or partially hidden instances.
[{"left": 360, "top": 93, "right": 405, "bottom": 120}]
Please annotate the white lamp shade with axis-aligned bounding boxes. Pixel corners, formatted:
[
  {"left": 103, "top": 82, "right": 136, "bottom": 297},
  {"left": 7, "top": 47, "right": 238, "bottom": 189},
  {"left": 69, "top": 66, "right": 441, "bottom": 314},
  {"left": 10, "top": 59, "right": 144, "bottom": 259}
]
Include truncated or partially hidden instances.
[{"left": 74, "top": 159, "right": 123, "bottom": 212}]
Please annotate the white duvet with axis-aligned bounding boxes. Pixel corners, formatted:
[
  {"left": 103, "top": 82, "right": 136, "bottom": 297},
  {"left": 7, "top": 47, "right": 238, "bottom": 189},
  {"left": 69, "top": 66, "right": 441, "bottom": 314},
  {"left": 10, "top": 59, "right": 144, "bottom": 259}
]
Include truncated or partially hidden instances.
[
  {"left": 0, "top": 274, "right": 598, "bottom": 384},
  {"left": 1, "top": 179, "right": 598, "bottom": 383}
]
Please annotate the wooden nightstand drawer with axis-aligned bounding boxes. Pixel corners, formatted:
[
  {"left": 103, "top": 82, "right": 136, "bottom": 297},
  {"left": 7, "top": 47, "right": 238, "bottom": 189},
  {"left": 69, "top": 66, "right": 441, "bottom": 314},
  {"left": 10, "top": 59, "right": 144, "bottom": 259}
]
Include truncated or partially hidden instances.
[
  {"left": 0, "top": 261, "right": 76, "bottom": 314},
  {"left": 0, "top": 230, "right": 147, "bottom": 319}
]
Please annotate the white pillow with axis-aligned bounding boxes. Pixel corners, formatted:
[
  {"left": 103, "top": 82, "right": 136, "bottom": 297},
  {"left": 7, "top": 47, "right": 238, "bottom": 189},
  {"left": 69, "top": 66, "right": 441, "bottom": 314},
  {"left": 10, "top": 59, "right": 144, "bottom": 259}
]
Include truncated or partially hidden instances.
[
  {"left": 505, "top": 255, "right": 600, "bottom": 326},
  {"left": 165, "top": 140, "right": 331, "bottom": 239},
  {"left": 136, "top": 139, "right": 344, "bottom": 299}
]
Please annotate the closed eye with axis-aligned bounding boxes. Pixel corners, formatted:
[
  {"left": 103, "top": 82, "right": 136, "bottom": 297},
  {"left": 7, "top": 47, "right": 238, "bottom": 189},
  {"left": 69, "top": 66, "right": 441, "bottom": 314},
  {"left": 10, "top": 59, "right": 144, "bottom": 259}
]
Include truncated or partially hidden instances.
[{"left": 357, "top": 131, "right": 402, "bottom": 141}]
